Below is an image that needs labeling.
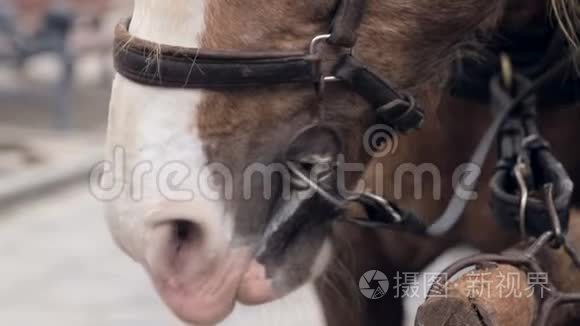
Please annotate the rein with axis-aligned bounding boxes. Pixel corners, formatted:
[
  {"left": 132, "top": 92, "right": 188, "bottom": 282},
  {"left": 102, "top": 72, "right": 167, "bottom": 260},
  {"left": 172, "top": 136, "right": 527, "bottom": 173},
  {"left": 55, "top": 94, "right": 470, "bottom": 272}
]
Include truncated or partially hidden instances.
[{"left": 112, "top": 0, "right": 579, "bottom": 242}]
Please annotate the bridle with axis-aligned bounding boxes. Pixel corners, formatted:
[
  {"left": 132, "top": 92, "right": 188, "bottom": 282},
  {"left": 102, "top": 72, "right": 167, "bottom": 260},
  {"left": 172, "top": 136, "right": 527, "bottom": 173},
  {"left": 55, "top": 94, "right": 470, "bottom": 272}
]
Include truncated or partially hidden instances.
[
  {"left": 113, "top": 0, "right": 423, "bottom": 133},
  {"left": 113, "top": 0, "right": 426, "bottom": 232},
  {"left": 113, "top": 0, "right": 579, "bottom": 241},
  {"left": 113, "top": 4, "right": 580, "bottom": 322}
]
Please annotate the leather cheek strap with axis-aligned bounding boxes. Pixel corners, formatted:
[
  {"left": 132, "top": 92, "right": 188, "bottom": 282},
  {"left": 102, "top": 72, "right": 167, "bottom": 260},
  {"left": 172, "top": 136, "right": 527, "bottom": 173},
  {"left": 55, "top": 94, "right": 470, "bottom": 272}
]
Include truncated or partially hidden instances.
[
  {"left": 328, "top": 0, "right": 369, "bottom": 47},
  {"left": 334, "top": 54, "right": 424, "bottom": 132}
]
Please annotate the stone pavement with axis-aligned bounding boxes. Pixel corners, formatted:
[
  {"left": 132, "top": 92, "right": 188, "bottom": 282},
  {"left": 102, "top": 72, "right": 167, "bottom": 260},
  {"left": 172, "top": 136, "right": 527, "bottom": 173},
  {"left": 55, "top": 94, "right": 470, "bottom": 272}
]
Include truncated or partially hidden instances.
[{"left": 0, "top": 184, "right": 181, "bottom": 326}]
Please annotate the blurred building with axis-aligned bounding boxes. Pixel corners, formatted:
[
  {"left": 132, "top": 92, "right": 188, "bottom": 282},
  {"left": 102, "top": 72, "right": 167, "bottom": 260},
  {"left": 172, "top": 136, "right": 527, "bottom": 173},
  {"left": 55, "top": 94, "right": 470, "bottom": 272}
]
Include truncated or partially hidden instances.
[
  {"left": 0, "top": 2, "right": 180, "bottom": 325},
  {"left": 0, "top": 0, "right": 130, "bottom": 131}
]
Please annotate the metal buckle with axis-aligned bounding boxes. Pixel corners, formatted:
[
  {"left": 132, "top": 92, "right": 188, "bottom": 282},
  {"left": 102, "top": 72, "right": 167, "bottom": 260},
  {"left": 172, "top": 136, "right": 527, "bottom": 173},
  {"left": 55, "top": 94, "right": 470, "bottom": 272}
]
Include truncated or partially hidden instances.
[
  {"left": 309, "top": 34, "right": 332, "bottom": 54},
  {"left": 309, "top": 34, "right": 342, "bottom": 93}
]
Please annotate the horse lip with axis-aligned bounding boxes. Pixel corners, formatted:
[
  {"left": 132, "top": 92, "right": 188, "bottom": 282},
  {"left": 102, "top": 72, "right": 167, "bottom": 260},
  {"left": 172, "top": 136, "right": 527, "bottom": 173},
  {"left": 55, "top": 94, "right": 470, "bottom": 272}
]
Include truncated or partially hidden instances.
[{"left": 145, "top": 248, "right": 254, "bottom": 325}]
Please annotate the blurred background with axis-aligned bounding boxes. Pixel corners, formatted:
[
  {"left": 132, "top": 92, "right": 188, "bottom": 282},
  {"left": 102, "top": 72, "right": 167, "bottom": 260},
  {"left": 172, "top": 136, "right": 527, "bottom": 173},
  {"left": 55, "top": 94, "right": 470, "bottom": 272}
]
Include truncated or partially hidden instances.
[{"left": 0, "top": 1, "right": 179, "bottom": 324}]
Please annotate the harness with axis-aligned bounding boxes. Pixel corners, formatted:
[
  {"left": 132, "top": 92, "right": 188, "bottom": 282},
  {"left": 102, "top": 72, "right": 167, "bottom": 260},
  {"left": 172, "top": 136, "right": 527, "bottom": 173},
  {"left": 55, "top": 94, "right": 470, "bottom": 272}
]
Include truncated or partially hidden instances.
[
  {"left": 113, "top": 0, "right": 579, "bottom": 244},
  {"left": 113, "top": 0, "right": 423, "bottom": 133}
]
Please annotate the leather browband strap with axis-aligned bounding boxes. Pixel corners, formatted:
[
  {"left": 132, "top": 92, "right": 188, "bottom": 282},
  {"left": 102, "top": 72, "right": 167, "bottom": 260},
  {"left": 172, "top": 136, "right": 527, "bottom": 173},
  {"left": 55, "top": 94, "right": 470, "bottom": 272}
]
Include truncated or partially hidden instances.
[{"left": 114, "top": 19, "right": 320, "bottom": 88}]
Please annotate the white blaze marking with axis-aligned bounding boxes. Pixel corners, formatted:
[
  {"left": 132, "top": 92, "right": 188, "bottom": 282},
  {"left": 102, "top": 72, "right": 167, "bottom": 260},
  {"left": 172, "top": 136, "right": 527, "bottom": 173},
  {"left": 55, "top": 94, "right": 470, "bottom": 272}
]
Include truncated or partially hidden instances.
[
  {"left": 105, "top": 0, "right": 230, "bottom": 262},
  {"left": 104, "top": 1, "right": 327, "bottom": 324}
]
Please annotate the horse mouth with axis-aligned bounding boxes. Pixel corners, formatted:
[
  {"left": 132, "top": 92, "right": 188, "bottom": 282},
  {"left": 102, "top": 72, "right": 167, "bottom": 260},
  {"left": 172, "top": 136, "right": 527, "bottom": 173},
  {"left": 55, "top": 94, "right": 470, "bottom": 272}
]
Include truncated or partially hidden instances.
[
  {"left": 142, "top": 190, "right": 335, "bottom": 324},
  {"left": 146, "top": 245, "right": 280, "bottom": 325},
  {"left": 147, "top": 220, "right": 329, "bottom": 325}
]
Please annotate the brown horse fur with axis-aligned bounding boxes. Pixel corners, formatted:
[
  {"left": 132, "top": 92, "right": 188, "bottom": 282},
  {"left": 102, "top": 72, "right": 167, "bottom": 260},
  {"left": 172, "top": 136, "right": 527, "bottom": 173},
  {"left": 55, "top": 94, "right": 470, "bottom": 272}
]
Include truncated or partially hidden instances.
[
  {"left": 356, "top": 1, "right": 580, "bottom": 325},
  {"left": 192, "top": 0, "right": 580, "bottom": 325},
  {"left": 118, "top": 0, "right": 579, "bottom": 325},
  {"left": 334, "top": 1, "right": 579, "bottom": 325},
  {"left": 193, "top": 2, "right": 507, "bottom": 323},
  {"left": 195, "top": 0, "right": 488, "bottom": 325}
]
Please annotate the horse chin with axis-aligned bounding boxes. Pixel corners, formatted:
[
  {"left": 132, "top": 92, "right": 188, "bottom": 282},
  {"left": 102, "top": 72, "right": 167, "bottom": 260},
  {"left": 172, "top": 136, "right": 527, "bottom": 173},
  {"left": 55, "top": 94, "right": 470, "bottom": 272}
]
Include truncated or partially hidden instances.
[
  {"left": 151, "top": 271, "right": 239, "bottom": 326},
  {"left": 147, "top": 251, "right": 283, "bottom": 325},
  {"left": 145, "top": 248, "right": 250, "bottom": 325}
]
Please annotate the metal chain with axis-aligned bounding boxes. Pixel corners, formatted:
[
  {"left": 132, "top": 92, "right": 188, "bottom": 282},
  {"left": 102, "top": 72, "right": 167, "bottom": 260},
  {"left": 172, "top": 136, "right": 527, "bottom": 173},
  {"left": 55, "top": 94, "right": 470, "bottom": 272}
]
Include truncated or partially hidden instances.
[{"left": 427, "top": 177, "right": 580, "bottom": 325}]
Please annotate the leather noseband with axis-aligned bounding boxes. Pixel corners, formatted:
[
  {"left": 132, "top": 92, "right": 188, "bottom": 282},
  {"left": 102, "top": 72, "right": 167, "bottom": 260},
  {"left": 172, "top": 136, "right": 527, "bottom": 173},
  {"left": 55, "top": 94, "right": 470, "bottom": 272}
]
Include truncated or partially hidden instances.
[{"left": 113, "top": 0, "right": 424, "bottom": 133}]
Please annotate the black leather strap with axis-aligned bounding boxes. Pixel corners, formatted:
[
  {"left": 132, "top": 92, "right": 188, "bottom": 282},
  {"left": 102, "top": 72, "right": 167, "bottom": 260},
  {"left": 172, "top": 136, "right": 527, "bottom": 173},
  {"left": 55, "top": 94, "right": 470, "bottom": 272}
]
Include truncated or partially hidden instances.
[
  {"left": 488, "top": 75, "right": 573, "bottom": 237},
  {"left": 328, "top": 0, "right": 368, "bottom": 47},
  {"left": 342, "top": 193, "right": 427, "bottom": 234},
  {"left": 449, "top": 22, "right": 580, "bottom": 107},
  {"left": 426, "top": 49, "right": 579, "bottom": 236},
  {"left": 490, "top": 151, "right": 573, "bottom": 237},
  {"left": 113, "top": 20, "right": 319, "bottom": 88},
  {"left": 114, "top": 19, "right": 424, "bottom": 133},
  {"left": 334, "top": 54, "right": 424, "bottom": 132}
]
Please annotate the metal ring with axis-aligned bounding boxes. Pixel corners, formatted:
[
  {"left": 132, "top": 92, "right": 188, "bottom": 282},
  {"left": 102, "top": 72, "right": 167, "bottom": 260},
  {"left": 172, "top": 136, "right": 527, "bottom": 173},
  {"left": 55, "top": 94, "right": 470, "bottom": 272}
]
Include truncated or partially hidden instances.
[
  {"left": 500, "top": 53, "right": 513, "bottom": 91},
  {"left": 345, "top": 192, "right": 403, "bottom": 224},
  {"left": 309, "top": 34, "right": 341, "bottom": 93},
  {"left": 309, "top": 34, "right": 332, "bottom": 54},
  {"left": 286, "top": 161, "right": 343, "bottom": 207},
  {"left": 543, "top": 183, "right": 565, "bottom": 248},
  {"left": 514, "top": 157, "right": 530, "bottom": 240}
]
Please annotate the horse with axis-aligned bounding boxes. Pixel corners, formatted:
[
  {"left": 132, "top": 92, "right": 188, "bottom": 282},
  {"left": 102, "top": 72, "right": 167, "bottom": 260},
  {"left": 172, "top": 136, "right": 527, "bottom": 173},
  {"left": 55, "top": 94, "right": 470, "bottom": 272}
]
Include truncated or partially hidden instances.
[{"left": 102, "top": 0, "right": 579, "bottom": 325}]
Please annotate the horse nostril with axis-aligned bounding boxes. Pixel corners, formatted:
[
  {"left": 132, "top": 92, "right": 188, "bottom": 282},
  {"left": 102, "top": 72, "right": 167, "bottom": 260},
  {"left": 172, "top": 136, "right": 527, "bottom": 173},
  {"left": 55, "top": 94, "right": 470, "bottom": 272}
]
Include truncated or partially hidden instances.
[
  {"left": 146, "top": 215, "right": 224, "bottom": 278},
  {"left": 170, "top": 220, "right": 202, "bottom": 251}
]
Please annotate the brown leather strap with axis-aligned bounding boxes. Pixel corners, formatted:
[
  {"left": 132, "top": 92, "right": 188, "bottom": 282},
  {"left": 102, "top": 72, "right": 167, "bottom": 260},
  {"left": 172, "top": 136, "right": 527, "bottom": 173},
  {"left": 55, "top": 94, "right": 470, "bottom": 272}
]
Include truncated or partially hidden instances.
[
  {"left": 114, "top": 19, "right": 319, "bottom": 88},
  {"left": 113, "top": 17, "right": 423, "bottom": 132},
  {"left": 328, "top": 0, "right": 368, "bottom": 47},
  {"left": 334, "top": 55, "right": 424, "bottom": 132}
]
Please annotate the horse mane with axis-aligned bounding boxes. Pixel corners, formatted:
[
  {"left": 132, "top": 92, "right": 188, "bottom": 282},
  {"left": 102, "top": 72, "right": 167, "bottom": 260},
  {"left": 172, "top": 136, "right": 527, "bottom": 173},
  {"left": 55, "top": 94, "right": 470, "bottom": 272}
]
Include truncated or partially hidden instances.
[
  {"left": 551, "top": 0, "right": 580, "bottom": 49},
  {"left": 551, "top": 0, "right": 580, "bottom": 72}
]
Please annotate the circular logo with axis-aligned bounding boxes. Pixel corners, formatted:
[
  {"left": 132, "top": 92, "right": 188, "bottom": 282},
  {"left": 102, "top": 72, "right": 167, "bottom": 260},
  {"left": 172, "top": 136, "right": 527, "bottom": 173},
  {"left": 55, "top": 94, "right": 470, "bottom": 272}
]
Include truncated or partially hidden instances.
[
  {"left": 363, "top": 124, "right": 399, "bottom": 158},
  {"left": 359, "top": 270, "right": 390, "bottom": 300}
]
